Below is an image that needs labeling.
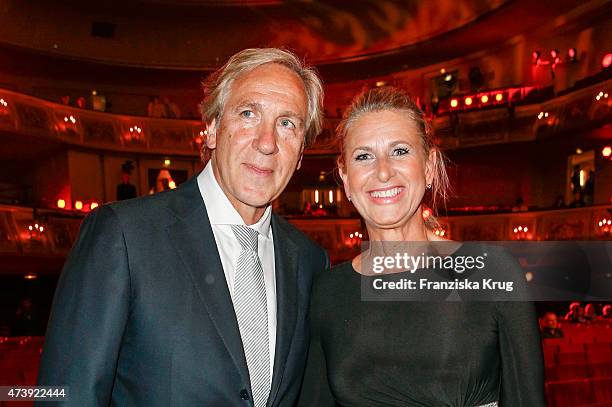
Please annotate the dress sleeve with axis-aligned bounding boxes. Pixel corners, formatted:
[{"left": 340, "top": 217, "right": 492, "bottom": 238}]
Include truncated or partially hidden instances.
[
  {"left": 298, "top": 273, "right": 336, "bottom": 407},
  {"left": 497, "top": 301, "right": 546, "bottom": 406}
]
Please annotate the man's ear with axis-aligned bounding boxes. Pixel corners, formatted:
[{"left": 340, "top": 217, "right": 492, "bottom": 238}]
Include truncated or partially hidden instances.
[{"left": 205, "top": 119, "right": 217, "bottom": 149}]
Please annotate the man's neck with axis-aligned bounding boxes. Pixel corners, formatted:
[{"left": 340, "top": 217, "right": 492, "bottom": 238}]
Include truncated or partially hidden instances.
[{"left": 234, "top": 203, "right": 266, "bottom": 226}]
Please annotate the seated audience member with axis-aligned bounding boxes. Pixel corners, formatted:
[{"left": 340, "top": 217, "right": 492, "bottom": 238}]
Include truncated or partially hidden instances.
[
  {"left": 541, "top": 312, "right": 564, "bottom": 338},
  {"left": 11, "top": 297, "right": 43, "bottom": 336},
  {"left": 602, "top": 305, "right": 611, "bottom": 319},
  {"left": 163, "top": 96, "right": 182, "bottom": 118},
  {"left": 60, "top": 94, "right": 72, "bottom": 106},
  {"left": 565, "top": 302, "right": 586, "bottom": 323},
  {"left": 584, "top": 303, "right": 597, "bottom": 322},
  {"left": 147, "top": 96, "right": 167, "bottom": 118},
  {"left": 76, "top": 96, "right": 87, "bottom": 109},
  {"left": 511, "top": 197, "right": 528, "bottom": 212}
]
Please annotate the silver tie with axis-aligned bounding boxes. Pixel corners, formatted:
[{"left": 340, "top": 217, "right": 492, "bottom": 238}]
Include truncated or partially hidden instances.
[{"left": 231, "top": 225, "right": 270, "bottom": 407}]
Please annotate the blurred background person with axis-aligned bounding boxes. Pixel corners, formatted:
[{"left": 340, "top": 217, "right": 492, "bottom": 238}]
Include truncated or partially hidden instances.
[
  {"left": 565, "top": 302, "right": 586, "bottom": 323},
  {"left": 541, "top": 312, "right": 564, "bottom": 339}
]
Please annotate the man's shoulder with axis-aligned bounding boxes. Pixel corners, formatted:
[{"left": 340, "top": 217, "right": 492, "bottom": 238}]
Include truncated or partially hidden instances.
[
  {"left": 99, "top": 186, "right": 189, "bottom": 231},
  {"left": 107, "top": 190, "right": 171, "bottom": 216}
]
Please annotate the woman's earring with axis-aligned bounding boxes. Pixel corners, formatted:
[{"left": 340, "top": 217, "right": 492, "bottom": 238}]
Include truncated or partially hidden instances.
[
  {"left": 426, "top": 183, "right": 432, "bottom": 190},
  {"left": 347, "top": 195, "right": 352, "bottom": 201}
]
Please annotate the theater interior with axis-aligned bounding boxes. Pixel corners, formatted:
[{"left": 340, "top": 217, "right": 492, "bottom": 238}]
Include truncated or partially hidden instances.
[{"left": 0, "top": 0, "right": 611, "bottom": 405}]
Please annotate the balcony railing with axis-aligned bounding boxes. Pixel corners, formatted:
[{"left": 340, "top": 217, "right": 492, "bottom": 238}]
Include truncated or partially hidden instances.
[
  {"left": 0, "top": 89, "right": 205, "bottom": 156},
  {"left": 1, "top": 203, "right": 609, "bottom": 270},
  {"left": 1, "top": 78, "right": 609, "bottom": 156}
]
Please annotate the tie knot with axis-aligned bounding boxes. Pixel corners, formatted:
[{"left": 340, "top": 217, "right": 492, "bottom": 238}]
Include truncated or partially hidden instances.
[{"left": 231, "top": 225, "right": 259, "bottom": 252}]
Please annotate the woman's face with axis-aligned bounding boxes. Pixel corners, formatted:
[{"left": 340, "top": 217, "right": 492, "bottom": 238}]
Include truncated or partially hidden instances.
[{"left": 340, "top": 109, "right": 433, "bottom": 231}]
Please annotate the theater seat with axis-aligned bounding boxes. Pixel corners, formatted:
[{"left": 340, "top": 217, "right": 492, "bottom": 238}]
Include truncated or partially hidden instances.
[
  {"left": 591, "top": 377, "right": 612, "bottom": 404},
  {"left": 557, "top": 351, "right": 588, "bottom": 365},
  {"left": 589, "top": 362, "right": 612, "bottom": 378},
  {"left": 546, "top": 379, "right": 595, "bottom": 407},
  {"left": 552, "top": 363, "right": 590, "bottom": 380},
  {"left": 558, "top": 342, "right": 586, "bottom": 353},
  {"left": 586, "top": 348, "right": 612, "bottom": 364}
]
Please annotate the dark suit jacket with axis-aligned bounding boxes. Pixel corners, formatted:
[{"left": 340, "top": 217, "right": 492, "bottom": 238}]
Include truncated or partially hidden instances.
[{"left": 37, "top": 176, "right": 329, "bottom": 406}]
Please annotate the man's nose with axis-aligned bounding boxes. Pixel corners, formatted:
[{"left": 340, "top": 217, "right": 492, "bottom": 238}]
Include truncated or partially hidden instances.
[{"left": 253, "top": 121, "right": 279, "bottom": 155}]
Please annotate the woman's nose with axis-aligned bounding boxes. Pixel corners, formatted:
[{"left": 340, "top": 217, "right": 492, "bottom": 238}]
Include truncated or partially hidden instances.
[{"left": 376, "top": 157, "right": 395, "bottom": 182}]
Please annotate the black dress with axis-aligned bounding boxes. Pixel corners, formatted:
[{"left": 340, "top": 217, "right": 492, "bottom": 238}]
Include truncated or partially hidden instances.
[{"left": 299, "top": 245, "right": 545, "bottom": 407}]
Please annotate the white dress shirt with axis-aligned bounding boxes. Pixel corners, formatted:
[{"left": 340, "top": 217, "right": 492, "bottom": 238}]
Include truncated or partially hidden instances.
[{"left": 197, "top": 162, "right": 277, "bottom": 378}]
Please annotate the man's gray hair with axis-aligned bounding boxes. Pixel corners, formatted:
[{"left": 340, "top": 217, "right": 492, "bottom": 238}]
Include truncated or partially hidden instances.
[{"left": 201, "top": 48, "right": 324, "bottom": 149}]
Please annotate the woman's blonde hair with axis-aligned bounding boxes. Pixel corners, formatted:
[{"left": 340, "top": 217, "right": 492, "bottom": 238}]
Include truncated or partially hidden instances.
[
  {"left": 200, "top": 48, "right": 324, "bottom": 157},
  {"left": 336, "top": 86, "right": 450, "bottom": 219}
]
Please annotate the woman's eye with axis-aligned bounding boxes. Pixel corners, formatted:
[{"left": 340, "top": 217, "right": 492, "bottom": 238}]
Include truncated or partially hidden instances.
[
  {"left": 279, "top": 119, "right": 296, "bottom": 129},
  {"left": 392, "top": 147, "right": 409, "bottom": 156},
  {"left": 355, "top": 153, "right": 371, "bottom": 161},
  {"left": 240, "top": 110, "right": 255, "bottom": 118}
]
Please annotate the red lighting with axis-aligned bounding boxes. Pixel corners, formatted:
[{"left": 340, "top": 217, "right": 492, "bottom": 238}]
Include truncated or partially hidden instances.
[
  {"left": 495, "top": 93, "right": 503, "bottom": 102},
  {"left": 450, "top": 99, "right": 458, "bottom": 108},
  {"left": 74, "top": 201, "right": 83, "bottom": 211},
  {"left": 550, "top": 49, "right": 558, "bottom": 59},
  {"left": 568, "top": 48, "right": 576, "bottom": 59},
  {"left": 57, "top": 199, "right": 66, "bottom": 209},
  {"left": 602, "top": 146, "right": 612, "bottom": 158},
  {"left": 464, "top": 97, "right": 473, "bottom": 106},
  {"left": 603, "top": 53, "right": 612, "bottom": 69},
  {"left": 480, "top": 95, "right": 489, "bottom": 103},
  {"left": 532, "top": 51, "right": 540, "bottom": 63}
]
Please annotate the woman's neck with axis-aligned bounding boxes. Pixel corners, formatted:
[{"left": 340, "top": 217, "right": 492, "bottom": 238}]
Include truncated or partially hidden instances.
[
  {"left": 352, "top": 216, "right": 450, "bottom": 275},
  {"left": 365, "top": 216, "right": 430, "bottom": 242}
]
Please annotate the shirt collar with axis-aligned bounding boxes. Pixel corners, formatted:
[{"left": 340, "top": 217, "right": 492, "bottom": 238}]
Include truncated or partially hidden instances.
[{"left": 197, "top": 161, "right": 272, "bottom": 238}]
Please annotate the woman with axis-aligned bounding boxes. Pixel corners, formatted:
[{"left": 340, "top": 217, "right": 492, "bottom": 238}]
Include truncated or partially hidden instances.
[{"left": 299, "top": 87, "right": 545, "bottom": 406}]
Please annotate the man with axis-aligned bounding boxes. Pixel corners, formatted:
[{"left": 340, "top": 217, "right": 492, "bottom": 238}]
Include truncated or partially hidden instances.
[
  {"left": 38, "top": 48, "right": 328, "bottom": 406},
  {"left": 540, "top": 312, "right": 564, "bottom": 339},
  {"left": 116, "top": 160, "right": 137, "bottom": 201}
]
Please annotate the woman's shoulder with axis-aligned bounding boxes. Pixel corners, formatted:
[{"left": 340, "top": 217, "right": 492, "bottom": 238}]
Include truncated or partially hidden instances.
[
  {"left": 313, "top": 261, "right": 357, "bottom": 292},
  {"left": 318, "top": 260, "right": 356, "bottom": 281}
]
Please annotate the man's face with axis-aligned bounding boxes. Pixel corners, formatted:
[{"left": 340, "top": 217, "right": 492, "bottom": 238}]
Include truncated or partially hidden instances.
[
  {"left": 206, "top": 63, "right": 307, "bottom": 221},
  {"left": 544, "top": 314, "right": 558, "bottom": 329}
]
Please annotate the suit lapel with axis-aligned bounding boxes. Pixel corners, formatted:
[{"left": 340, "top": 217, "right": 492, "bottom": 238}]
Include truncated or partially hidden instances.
[
  {"left": 164, "top": 177, "right": 251, "bottom": 391},
  {"left": 268, "top": 215, "right": 299, "bottom": 407}
]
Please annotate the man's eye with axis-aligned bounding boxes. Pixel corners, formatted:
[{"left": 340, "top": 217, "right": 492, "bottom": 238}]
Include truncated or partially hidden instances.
[
  {"left": 279, "top": 119, "right": 296, "bottom": 129},
  {"left": 240, "top": 110, "right": 255, "bottom": 118},
  {"left": 392, "top": 147, "right": 409, "bottom": 156}
]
